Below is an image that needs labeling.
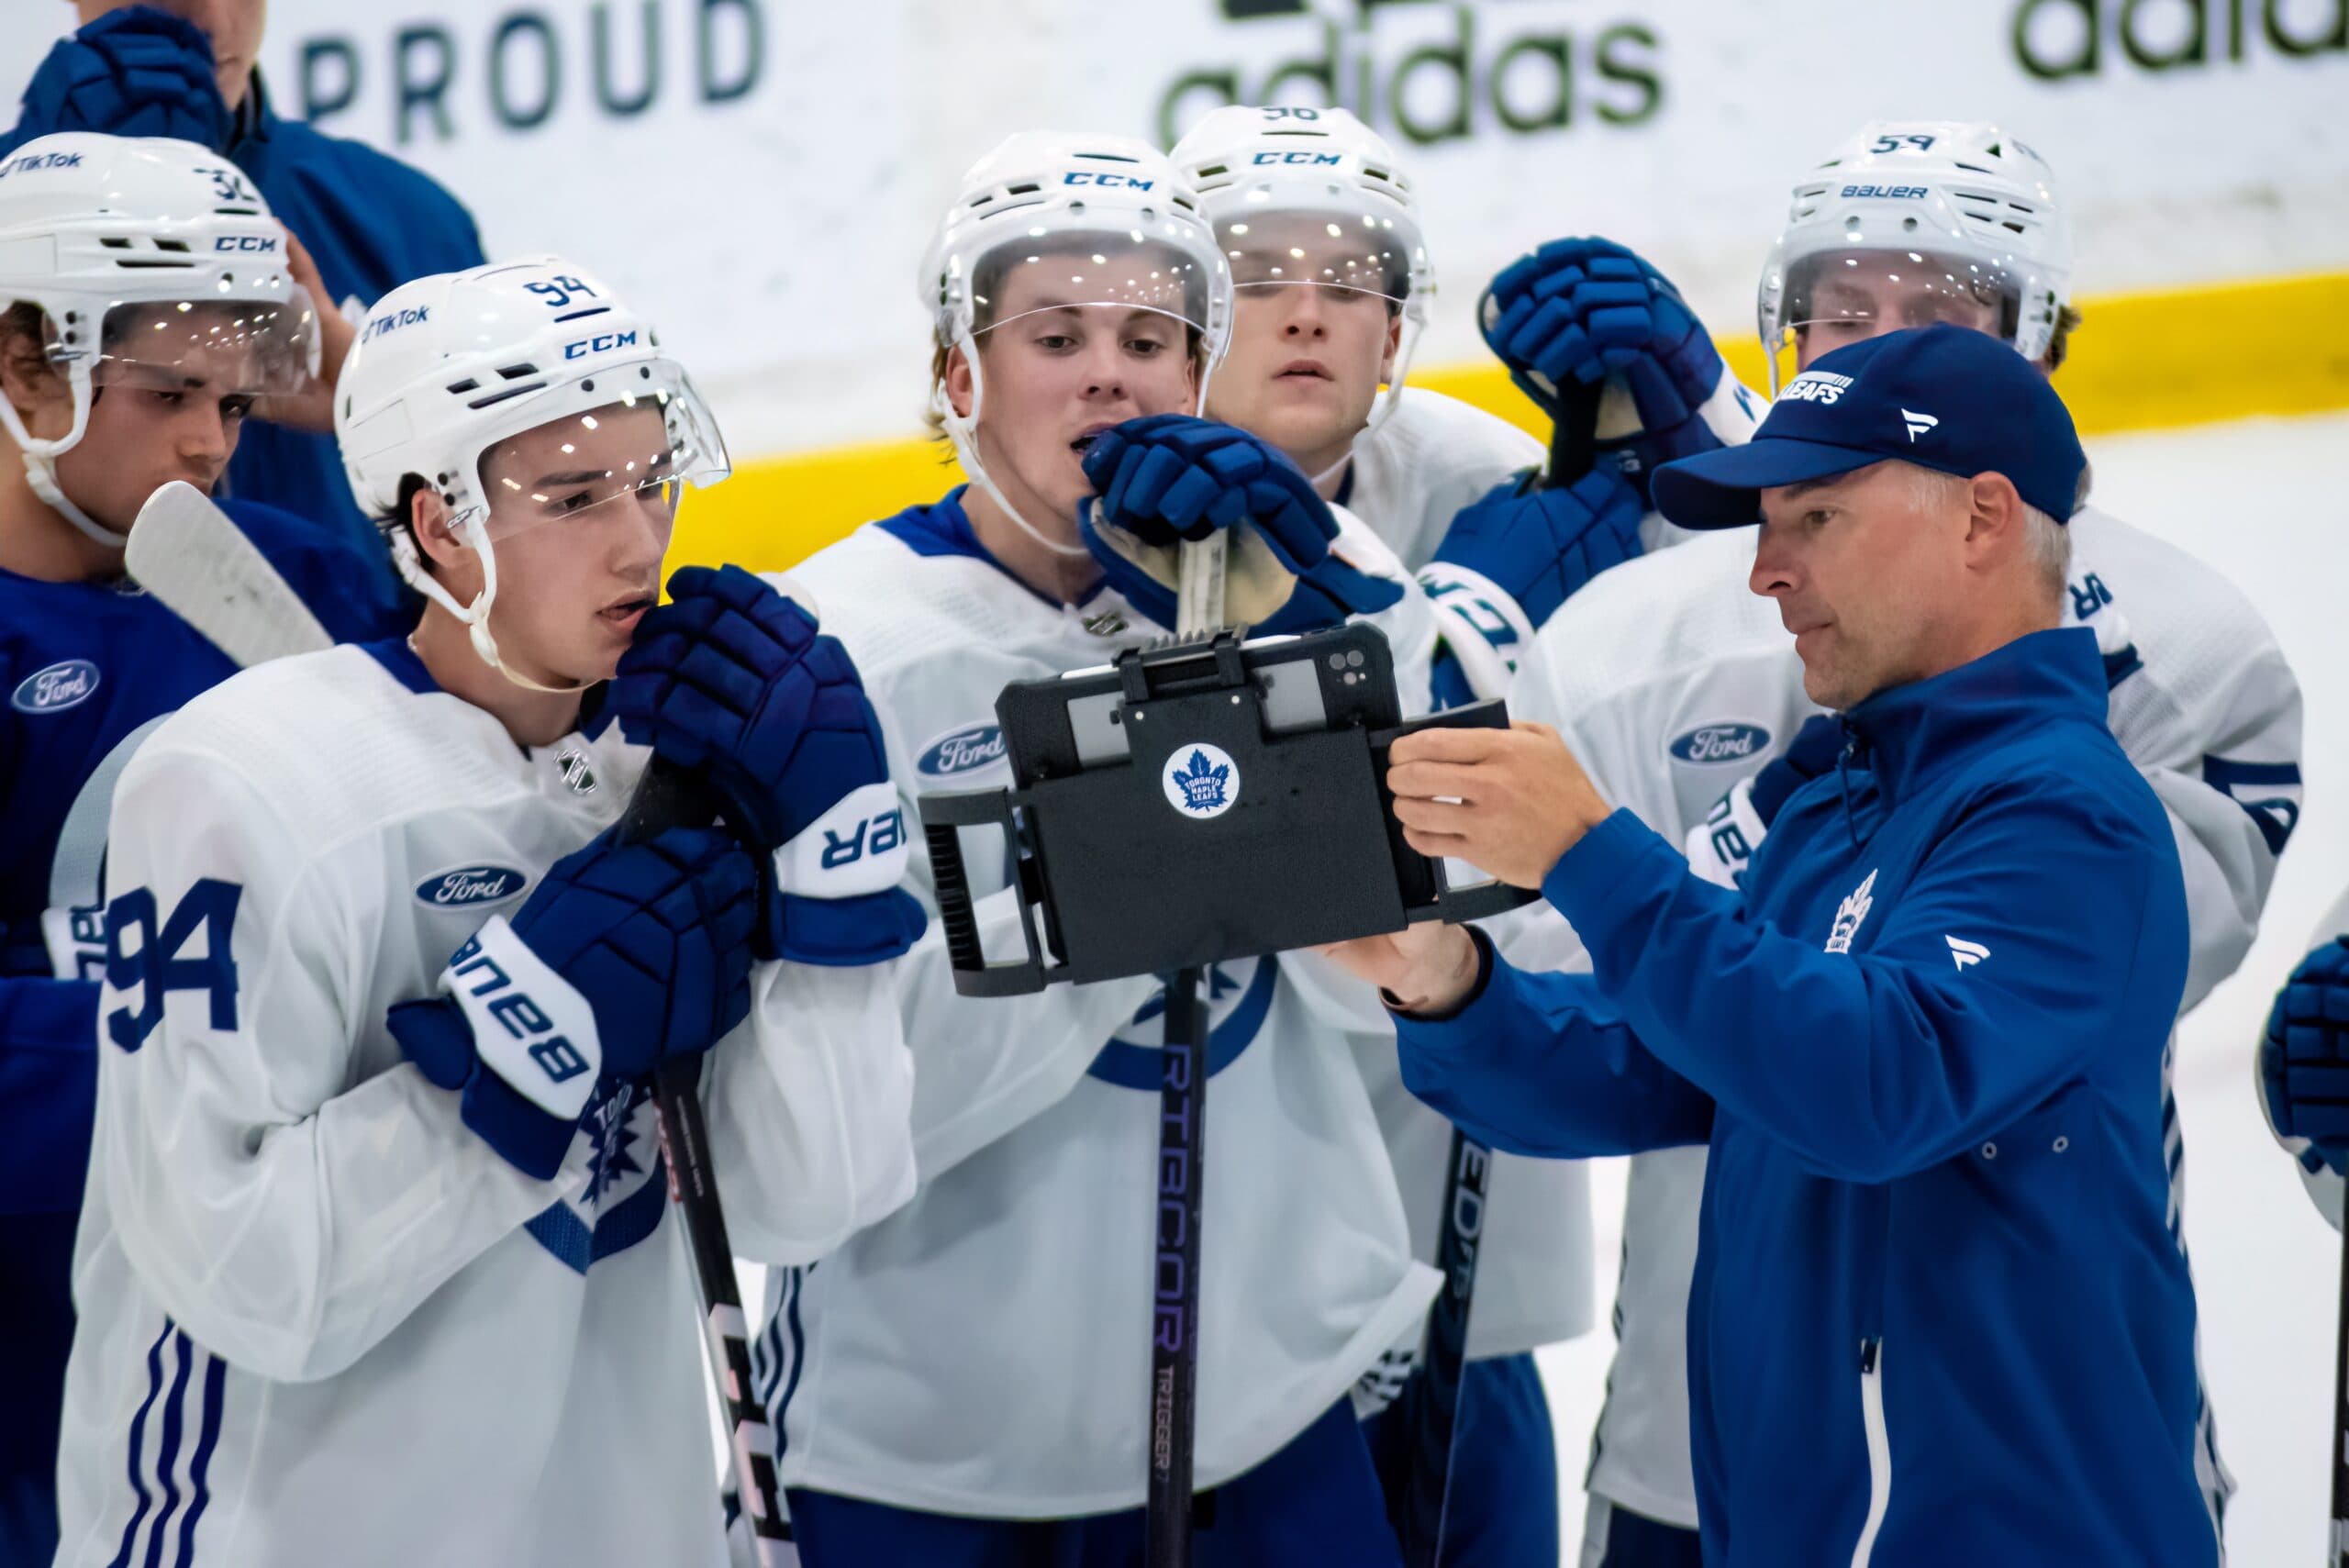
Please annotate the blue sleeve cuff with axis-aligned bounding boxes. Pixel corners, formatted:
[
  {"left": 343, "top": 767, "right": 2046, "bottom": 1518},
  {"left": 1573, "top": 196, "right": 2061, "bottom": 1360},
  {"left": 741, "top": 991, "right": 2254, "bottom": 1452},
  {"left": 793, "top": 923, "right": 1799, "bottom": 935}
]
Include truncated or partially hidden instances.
[
  {"left": 764, "top": 887, "right": 928, "bottom": 967},
  {"left": 1390, "top": 928, "right": 1517, "bottom": 1081},
  {"left": 388, "top": 996, "right": 578, "bottom": 1180},
  {"left": 1541, "top": 807, "right": 1687, "bottom": 959}
]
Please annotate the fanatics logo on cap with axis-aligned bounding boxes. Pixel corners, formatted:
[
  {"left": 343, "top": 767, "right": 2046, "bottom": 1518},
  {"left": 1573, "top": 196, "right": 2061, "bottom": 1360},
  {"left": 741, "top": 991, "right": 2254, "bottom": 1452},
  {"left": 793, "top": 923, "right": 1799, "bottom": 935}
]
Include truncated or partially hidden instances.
[{"left": 1902, "top": 408, "right": 1940, "bottom": 441}]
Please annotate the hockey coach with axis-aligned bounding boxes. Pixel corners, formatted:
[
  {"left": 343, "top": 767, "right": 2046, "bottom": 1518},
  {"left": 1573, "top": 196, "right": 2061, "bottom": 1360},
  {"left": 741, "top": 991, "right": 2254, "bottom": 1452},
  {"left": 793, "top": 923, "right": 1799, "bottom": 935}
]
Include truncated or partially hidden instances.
[{"left": 1324, "top": 325, "right": 2214, "bottom": 1565}]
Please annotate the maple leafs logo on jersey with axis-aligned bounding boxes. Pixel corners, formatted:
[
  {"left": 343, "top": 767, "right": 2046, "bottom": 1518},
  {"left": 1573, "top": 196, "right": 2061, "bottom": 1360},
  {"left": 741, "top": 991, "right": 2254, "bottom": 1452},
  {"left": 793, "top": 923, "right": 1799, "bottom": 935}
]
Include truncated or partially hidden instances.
[
  {"left": 1163, "top": 744, "right": 1238, "bottom": 819},
  {"left": 524, "top": 1079, "right": 666, "bottom": 1274},
  {"left": 1826, "top": 869, "right": 1877, "bottom": 954}
]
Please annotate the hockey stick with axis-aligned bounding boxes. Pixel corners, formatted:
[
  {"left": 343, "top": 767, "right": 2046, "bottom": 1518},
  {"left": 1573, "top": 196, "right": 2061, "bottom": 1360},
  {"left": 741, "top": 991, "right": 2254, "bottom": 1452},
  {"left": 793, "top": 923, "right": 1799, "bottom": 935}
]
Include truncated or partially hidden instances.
[
  {"left": 1145, "top": 534, "right": 1227, "bottom": 1568},
  {"left": 124, "top": 482, "right": 335, "bottom": 667},
  {"left": 126, "top": 484, "right": 791, "bottom": 1564},
  {"left": 1402, "top": 374, "right": 1606, "bottom": 1568},
  {"left": 2333, "top": 1221, "right": 2349, "bottom": 1564}
]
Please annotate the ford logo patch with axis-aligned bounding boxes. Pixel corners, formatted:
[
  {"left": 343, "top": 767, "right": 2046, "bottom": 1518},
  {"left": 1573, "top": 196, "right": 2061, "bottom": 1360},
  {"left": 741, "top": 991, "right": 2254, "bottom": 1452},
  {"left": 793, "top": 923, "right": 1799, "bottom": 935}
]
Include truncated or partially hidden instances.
[
  {"left": 11, "top": 659, "right": 100, "bottom": 714},
  {"left": 918, "top": 722, "right": 1007, "bottom": 778},
  {"left": 414, "top": 865, "right": 529, "bottom": 907},
  {"left": 1669, "top": 722, "right": 1771, "bottom": 765}
]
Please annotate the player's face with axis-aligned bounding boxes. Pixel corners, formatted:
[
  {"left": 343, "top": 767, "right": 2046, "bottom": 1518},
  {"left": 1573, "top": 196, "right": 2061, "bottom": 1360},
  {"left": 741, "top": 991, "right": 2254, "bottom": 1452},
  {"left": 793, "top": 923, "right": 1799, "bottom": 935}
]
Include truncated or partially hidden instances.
[
  {"left": 471, "top": 403, "right": 674, "bottom": 686},
  {"left": 48, "top": 353, "right": 255, "bottom": 536},
  {"left": 1793, "top": 258, "right": 2004, "bottom": 370},
  {"left": 958, "top": 261, "right": 1199, "bottom": 526},
  {"left": 1753, "top": 462, "right": 1962, "bottom": 709},
  {"left": 1208, "top": 218, "right": 1400, "bottom": 477}
]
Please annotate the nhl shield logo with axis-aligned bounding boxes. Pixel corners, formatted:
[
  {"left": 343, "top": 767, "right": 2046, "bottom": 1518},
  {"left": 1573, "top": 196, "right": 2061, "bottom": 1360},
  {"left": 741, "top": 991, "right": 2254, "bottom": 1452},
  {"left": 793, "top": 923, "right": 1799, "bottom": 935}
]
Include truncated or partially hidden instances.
[{"left": 1163, "top": 743, "right": 1238, "bottom": 819}]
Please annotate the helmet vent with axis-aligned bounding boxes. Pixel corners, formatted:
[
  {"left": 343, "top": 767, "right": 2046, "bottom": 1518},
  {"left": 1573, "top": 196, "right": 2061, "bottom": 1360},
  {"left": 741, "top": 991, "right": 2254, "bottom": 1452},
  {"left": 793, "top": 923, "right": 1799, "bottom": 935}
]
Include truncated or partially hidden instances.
[
  {"left": 1004, "top": 183, "right": 1040, "bottom": 196},
  {"left": 467, "top": 384, "right": 545, "bottom": 411},
  {"left": 553, "top": 306, "right": 610, "bottom": 324},
  {"left": 495, "top": 362, "right": 540, "bottom": 380},
  {"left": 1195, "top": 162, "right": 1230, "bottom": 178},
  {"left": 100, "top": 237, "right": 131, "bottom": 250},
  {"left": 444, "top": 378, "right": 481, "bottom": 395},
  {"left": 155, "top": 239, "right": 190, "bottom": 253},
  {"left": 1074, "top": 151, "right": 1139, "bottom": 163}
]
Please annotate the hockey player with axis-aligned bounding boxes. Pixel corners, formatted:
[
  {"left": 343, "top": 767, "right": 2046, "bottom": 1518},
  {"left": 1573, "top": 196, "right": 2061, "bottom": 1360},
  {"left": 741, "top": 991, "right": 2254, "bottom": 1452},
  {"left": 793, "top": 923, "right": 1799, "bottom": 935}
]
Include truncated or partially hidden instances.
[
  {"left": 1478, "top": 122, "right": 2302, "bottom": 1565},
  {"left": 2259, "top": 890, "right": 2349, "bottom": 1230},
  {"left": 745, "top": 130, "right": 1440, "bottom": 1566},
  {"left": 50, "top": 255, "right": 922, "bottom": 1566},
  {"left": 0, "top": 130, "right": 405, "bottom": 1563},
  {"left": 6, "top": 3, "right": 489, "bottom": 548},
  {"left": 1166, "top": 101, "right": 1654, "bottom": 1564}
]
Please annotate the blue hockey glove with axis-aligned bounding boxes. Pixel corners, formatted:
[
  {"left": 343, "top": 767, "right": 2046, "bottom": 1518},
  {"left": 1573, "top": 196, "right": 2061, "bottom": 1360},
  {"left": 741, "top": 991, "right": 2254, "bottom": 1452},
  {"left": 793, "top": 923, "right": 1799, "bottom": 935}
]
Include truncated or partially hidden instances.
[
  {"left": 1430, "top": 466, "right": 1646, "bottom": 631},
  {"left": 610, "top": 564, "right": 924, "bottom": 967},
  {"left": 1077, "top": 414, "right": 1402, "bottom": 634},
  {"left": 387, "top": 825, "right": 759, "bottom": 1179},
  {"left": 1418, "top": 465, "right": 1645, "bottom": 706},
  {"left": 14, "top": 7, "right": 231, "bottom": 150},
  {"left": 1481, "top": 239, "right": 1730, "bottom": 482},
  {"left": 2261, "top": 935, "right": 2349, "bottom": 1178}
]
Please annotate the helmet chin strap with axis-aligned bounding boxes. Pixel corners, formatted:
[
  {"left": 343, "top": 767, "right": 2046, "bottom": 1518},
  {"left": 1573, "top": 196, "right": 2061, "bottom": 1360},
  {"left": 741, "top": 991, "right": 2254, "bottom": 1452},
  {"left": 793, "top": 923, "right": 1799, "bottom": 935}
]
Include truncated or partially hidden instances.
[
  {"left": 391, "top": 517, "right": 594, "bottom": 696},
  {"left": 23, "top": 449, "right": 127, "bottom": 547},
  {"left": 1, "top": 375, "right": 124, "bottom": 548},
  {"left": 934, "top": 338, "right": 1092, "bottom": 561}
]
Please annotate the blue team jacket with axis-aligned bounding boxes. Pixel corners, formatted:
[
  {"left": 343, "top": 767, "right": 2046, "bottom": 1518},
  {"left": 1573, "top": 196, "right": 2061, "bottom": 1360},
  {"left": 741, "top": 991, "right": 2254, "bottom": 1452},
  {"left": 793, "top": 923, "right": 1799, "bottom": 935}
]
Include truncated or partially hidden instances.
[
  {"left": 1398, "top": 627, "right": 2213, "bottom": 1566},
  {"left": 4, "top": 68, "right": 486, "bottom": 552}
]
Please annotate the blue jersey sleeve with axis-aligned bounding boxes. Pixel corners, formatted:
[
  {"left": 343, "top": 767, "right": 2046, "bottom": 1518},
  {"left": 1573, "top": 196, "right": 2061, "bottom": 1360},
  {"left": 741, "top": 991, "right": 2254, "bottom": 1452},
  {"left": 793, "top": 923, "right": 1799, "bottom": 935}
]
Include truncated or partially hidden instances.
[
  {"left": 1395, "top": 929, "right": 1715, "bottom": 1158},
  {"left": 0, "top": 977, "right": 99, "bottom": 1216},
  {"left": 1539, "top": 793, "right": 2188, "bottom": 1184}
]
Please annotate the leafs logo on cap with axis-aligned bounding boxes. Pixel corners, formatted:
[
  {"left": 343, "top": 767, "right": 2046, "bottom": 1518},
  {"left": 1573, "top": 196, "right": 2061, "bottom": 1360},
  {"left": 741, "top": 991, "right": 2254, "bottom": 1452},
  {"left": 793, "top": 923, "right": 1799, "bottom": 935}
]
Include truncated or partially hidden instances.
[{"left": 1777, "top": 369, "right": 1854, "bottom": 406}]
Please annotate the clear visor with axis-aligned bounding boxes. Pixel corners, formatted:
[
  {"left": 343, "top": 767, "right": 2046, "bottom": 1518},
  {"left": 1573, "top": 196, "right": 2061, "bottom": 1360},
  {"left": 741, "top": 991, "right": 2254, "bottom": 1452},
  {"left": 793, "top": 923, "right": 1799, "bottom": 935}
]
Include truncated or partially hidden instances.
[
  {"left": 1220, "top": 206, "right": 1414, "bottom": 306},
  {"left": 1771, "top": 248, "right": 2017, "bottom": 376},
  {"left": 81, "top": 295, "right": 319, "bottom": 397},
  {"left": 963, "top": 217, "right": 1219, "bottom": 341},
  {"left": 473, "top": 378, "right": 729, "bottom": 544}
]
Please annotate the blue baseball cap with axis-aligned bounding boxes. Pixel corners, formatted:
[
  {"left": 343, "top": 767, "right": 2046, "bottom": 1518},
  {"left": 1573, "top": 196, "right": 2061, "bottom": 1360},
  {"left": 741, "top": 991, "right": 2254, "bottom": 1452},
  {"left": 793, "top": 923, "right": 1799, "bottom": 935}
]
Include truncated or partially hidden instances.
[{"left": 1650, "top": 323, "right": 2086, "bottom": 529}]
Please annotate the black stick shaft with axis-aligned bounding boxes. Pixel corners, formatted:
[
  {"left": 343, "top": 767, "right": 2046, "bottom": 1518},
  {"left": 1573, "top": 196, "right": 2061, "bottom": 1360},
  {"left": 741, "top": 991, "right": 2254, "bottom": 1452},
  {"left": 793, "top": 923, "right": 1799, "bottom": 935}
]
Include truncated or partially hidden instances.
[
  {"left": 1147, "top": 965, "right": 1208, "bottom": 1568},
  {"left": 2333, "top": 1215, "right": 2349, "bottom": 1564},
  {"left": 618, "top": 764, "right": 791, "bottom": 1563},
  {"left": 1404, "top": 1128, "right": 1491, "bottom": 1568},
  {"left": 1400, "top": 372, "right": 1609, "bottom": 1565}
]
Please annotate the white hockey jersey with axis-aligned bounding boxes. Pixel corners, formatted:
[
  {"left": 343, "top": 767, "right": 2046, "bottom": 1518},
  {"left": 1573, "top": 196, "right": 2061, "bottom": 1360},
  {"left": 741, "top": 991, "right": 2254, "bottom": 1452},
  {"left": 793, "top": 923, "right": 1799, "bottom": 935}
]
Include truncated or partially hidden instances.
[
  {"left": 1510, "top": 506, "right": 2303, "bottom": 1529},
  {"left": 53, "top": 641, "right": 916, "bottom": 1568},
  {"left": 750, "top": 490, "right": 1444, "bottom": 1517},
  {"left": 1333, "top": 387, "right": 1597, "bottom": 1362}
]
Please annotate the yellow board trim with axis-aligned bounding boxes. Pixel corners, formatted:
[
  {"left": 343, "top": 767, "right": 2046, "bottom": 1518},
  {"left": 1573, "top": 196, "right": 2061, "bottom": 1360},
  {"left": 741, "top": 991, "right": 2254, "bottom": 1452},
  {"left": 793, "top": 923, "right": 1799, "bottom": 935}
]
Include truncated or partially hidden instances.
[{"left": 669, "top": 268, "right": 2349, "bottom": 578}]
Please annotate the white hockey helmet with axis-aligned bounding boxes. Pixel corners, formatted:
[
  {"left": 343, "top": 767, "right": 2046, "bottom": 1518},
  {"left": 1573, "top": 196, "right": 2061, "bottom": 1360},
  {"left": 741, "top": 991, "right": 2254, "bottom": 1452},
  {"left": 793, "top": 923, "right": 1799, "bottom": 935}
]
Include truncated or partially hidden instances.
[
  {"left": 0, "top": 133, "right": 320, "bottom": 545},
  {"left": 337, "top": 255, "right": 727, "bottom": 687},
  {"left": 1758, "top": 121, "right": 2072, "bottom": 392},
  {"left": 1173, "top": 104, "right": 1431, "bottom": 434},
  {"left": 918, "top": 129, "right": 1230, "bottom": 557}
]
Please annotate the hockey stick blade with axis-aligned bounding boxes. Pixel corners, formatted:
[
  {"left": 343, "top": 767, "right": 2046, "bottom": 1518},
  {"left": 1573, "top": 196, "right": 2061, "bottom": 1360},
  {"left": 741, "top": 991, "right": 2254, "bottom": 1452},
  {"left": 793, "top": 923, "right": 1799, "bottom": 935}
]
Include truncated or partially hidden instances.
[{"left": 124, "top": 482, "right": 335, "bottom": 667}]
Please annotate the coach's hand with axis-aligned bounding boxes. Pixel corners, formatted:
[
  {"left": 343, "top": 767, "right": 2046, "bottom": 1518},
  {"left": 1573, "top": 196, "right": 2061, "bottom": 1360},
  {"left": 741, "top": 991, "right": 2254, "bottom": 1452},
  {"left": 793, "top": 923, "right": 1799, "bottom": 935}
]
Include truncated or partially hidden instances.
[
  {"left": 1317, "top": 919, "right": 1484, "bottom": 1018},
  {"left": 1386, "top": 721, "right": 1610, "bottom": 889}
]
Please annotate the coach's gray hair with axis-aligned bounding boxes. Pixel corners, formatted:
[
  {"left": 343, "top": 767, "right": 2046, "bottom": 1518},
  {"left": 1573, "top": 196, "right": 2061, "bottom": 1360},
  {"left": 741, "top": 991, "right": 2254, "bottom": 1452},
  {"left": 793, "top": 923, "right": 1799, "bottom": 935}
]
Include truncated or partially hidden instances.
[{"left": 1899, "top": 462, "right": 2070, "bottom": 601}]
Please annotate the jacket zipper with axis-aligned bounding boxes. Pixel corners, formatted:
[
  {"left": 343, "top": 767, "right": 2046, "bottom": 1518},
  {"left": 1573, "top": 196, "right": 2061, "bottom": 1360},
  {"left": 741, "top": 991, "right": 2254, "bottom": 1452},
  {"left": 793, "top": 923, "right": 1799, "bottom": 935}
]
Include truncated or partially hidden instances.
[{"left": 1850, "top": 1337, "right": 1891, "bottom": 1568}]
